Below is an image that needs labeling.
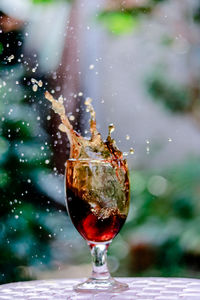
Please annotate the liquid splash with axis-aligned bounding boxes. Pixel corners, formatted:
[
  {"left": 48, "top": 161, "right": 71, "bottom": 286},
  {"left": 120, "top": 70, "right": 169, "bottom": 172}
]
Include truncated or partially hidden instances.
[
  {"left": 45, "top": 91, "right": 130, "bottom": 233},
  {"left": 45, "top": 91, "right": 124, "bottom": 162}
]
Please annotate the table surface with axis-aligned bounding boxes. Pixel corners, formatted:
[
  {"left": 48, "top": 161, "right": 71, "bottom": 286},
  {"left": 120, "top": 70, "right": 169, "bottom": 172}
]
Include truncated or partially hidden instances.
[{"left": 0, "top": 277, "right": 200, "bottom": 300}]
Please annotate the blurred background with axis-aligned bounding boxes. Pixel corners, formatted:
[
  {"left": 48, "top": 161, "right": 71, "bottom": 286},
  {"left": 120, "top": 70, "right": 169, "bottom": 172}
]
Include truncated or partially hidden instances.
[{"left": 0, "top": 0, "right": 200, "bottom": 284}]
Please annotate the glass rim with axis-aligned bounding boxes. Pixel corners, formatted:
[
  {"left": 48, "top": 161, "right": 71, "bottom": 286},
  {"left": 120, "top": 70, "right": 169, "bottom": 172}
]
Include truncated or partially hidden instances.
[{"left": 66, "top": 158, "right": 126, "bottom": 163}]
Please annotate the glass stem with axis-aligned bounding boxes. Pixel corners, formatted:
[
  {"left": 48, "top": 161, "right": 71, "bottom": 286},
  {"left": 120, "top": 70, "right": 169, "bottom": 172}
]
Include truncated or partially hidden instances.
[{"left": 89, "top": 243, "right": 111, "bottom": 280}]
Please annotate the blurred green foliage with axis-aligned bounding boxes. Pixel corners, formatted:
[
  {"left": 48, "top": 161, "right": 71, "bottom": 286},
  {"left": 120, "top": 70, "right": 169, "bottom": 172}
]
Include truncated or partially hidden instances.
[
  {"left": 33, "top": 0, "right": 53, "bottom": 3},
  {"left": 112, "top": 158, "right": 200, "bottom": 278},
  {"left": 0, "top": 27, "right": 56, "bottom": 284},
  {"left": 0, "top": 43, "right": 3, "bottom": 55},
  {"left": 193, "top": 6, "right": 200, "bottom": 23},
  {"left": 97, "top": 0, "right": 200, "bottom": 119},
  {"left": 147, "top": 73, "right": 191, "bottom": 112},
  {"left": 98, "top": 12, "right": 139, "bottom": 35},
  {"left": 97, "top": 0, "right": 170, "bottom": 35}
]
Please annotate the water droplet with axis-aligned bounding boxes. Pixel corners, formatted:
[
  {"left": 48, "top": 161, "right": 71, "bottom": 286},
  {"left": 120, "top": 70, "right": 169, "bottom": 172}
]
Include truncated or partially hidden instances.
[
  {"left": 85, "top": 97, "right": 92, "bottom": 106},
  {"left": 7, "top": 55, "right": 14, "bottom": 62},
  {"left": 38, "top": 80, "right": 43, "bottom": 87},
  {"left": 130, "top": 148, "right": 134, "bottom": 154},
  {"left": 89, "top": 64, "right": 94, "bottom": 70},
  {"left": 126, "top": 135, "right": 130, "bottom": 140},
  {"left": 108, "top": 123, "right": 115, "bottom": 135},
  {"left": 58, "top": 124, "right": 67, "bottom": 132},
  {"left": 33, "top": 84, "right": 38, "bottom": 92},
  {"left": 69, "top": 115, "right": 75, "bottom": 121},
  {"left": 45, "top": 159, "right": 50, "bottom": 164},
  {"left": 58, "top": 95, "right": 64, "bottom": 103}
]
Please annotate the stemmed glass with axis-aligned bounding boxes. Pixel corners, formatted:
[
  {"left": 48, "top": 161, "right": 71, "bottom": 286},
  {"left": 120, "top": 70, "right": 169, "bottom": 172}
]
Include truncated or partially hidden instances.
[{"left": 65, "top": 158, "right": 130, "bottom": 292}]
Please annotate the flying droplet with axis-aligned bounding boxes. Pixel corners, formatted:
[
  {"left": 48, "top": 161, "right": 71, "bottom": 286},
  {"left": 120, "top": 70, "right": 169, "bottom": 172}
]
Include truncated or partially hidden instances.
[
  {"left": 85, "top": 97, "right": 92, "bottom": 106},
  {"left": 38, "top": 80, "right": 43, "bottom": 87},
  {"left": 130, "top": 148, "right": 134, "bottom": 154},
  {"left": 58, "top": 96, "right": 64, "bottom": 104},
  {"left": 58, "top": 124, "right": 67, "bottom": 133},
  {"left": 31, "top": 78, "right": 36, "bottom": 84},
  {"left": 108, "top": 123, "right": 115, "bottom": 136},
  {"left": 69, "top": 115, "right": 75, "bottom": 121},
  {"left": 89, "top": 64, "right": 94, "bottom": 70},
  {"left": 33, "top": 84, "right": 38, "bottom": 92},
  {"left": 7, "top": 55, "right": 14, "bottom": 62},
  {"left": 126, "top": 135, "right": 130, "bottom": 140}
]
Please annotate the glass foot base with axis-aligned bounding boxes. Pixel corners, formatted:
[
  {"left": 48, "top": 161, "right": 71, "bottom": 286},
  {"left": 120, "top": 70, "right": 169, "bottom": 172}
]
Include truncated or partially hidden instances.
[{"left": 74, "top": 277, "right": 129, "bottom": 293}]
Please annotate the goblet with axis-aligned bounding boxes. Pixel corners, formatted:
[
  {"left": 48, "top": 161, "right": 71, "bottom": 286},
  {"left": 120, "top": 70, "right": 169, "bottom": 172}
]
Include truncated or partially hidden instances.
[{"left": 65, "top": 158, "right": 130, "bottom": 292}]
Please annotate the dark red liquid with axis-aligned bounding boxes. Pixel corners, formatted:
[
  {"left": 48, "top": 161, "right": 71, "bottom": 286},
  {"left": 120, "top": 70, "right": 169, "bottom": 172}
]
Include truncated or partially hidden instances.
[{"left": 66, "top": 188, "right": 127, "bottom": 242}]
